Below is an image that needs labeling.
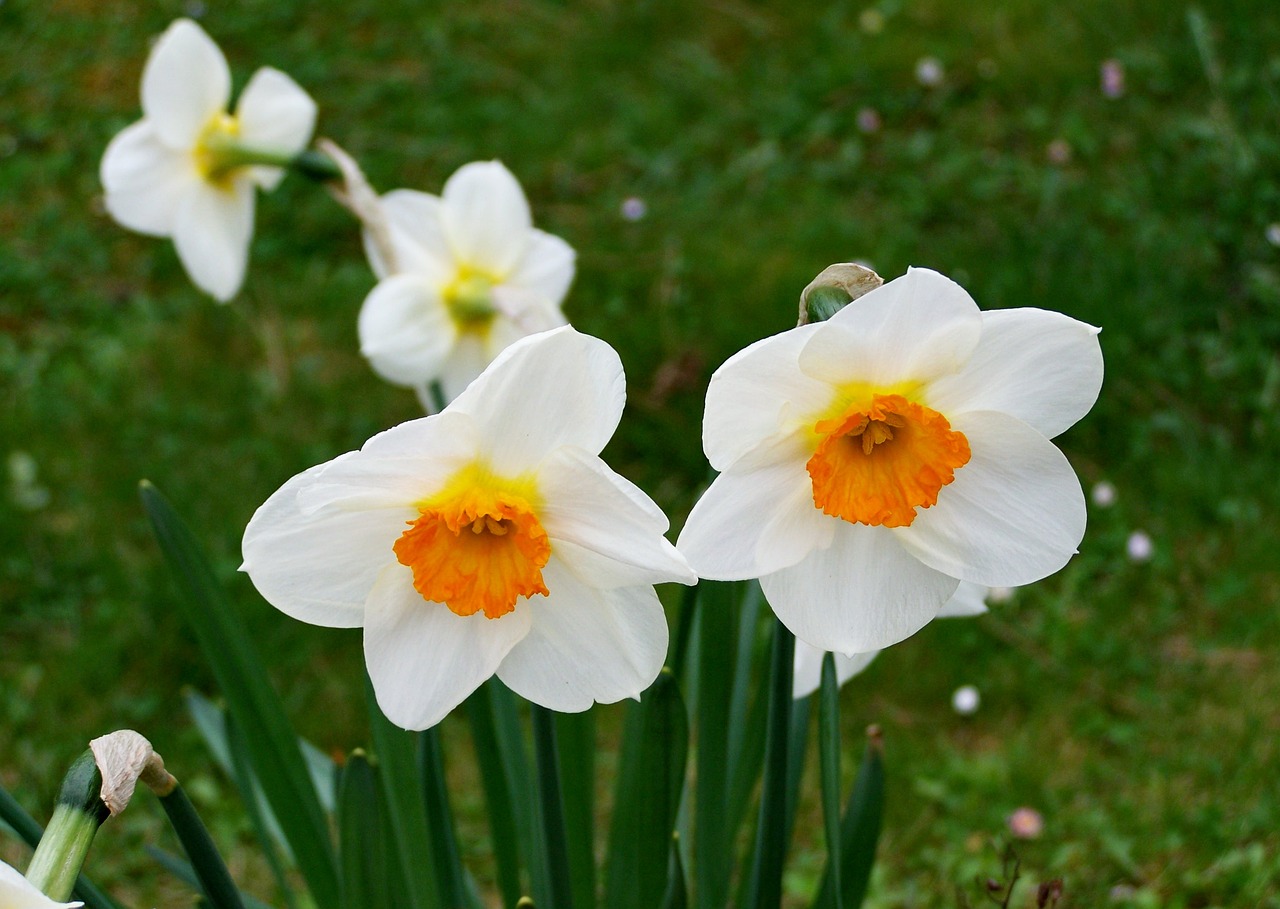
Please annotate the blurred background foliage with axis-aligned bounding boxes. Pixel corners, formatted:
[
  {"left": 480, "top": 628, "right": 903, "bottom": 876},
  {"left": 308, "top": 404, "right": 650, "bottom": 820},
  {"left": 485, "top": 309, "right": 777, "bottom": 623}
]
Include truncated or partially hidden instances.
[{"left": 2, "top": 0, "right": 1278, "bottom": 906}]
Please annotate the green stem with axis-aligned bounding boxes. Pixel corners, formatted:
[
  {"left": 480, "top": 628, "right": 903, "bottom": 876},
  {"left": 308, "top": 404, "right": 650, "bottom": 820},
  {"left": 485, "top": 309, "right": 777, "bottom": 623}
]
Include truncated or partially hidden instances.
[
  {"left": 25, "top": 752, "right": 109, "bottom": 902},
  {"left": 420, "top": 728, "right": 471, "bottom": 909},
  {"left": 531, "top": 705, "right": 574, "bottom": 909},
  {"left": 743, "top": 620, "right": 795, "bottom": 909},
  {"left": 818, "top": 653, "right": 844, "bottom": 909},
  {"left": 157, "top": 783, "right": 247, "bottom": 909}
]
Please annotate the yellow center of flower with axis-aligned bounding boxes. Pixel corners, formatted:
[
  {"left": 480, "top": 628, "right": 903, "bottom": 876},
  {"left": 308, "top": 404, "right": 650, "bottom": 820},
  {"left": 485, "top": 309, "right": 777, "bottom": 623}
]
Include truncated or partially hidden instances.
[
  {"left": 806, "top": 393, "right": 971, "bottom": 528},
  {"left": 392, "top": 465, "right": 550, "bottom": 619},
  {"left": 443, "top": 267, "right": 499, "bottom": 332},
  {"left": 193, "top": 112, "right": 243, "bottom": 187}
]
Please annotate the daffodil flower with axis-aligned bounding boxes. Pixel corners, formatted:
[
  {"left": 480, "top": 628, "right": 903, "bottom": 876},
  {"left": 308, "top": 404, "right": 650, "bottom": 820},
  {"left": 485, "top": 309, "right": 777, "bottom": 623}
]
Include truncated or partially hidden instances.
[
  {"left": 100, "top": 19, "right": 317, "bottom": 301},
  {"left": 242, "top": 327, "right": 693, "bottom": 729},
  {"left": 0, "top": 861, "right": 81, "bottom": 909},
  {"left": 791, "top": 582, "right": 990, "bottom": 698},
  {"left": 357, "top": 161, "right": 575, "bottom": 407},
  {"left": 678, "top": 268, "right": 1102, "bottom": 655}
]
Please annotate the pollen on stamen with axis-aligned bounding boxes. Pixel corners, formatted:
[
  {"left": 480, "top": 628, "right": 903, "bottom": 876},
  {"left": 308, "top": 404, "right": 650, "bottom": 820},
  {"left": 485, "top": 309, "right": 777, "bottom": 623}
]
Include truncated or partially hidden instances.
[{"left": 807, "top": 393, "right": 970, "bottom": 527}]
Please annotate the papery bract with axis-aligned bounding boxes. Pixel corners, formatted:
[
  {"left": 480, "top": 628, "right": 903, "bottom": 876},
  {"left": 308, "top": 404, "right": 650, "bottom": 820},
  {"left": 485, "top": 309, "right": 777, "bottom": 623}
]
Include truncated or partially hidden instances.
[
  {"left": 100, "top": 19, "right": 316, "bottom": 301},
  {"left": 242, "top": 327, "right": 693, "bottom": 730},
  {"left": 679, "top": 267, "right": 1102, "bottom": 655},
  {"left": 357, "top": 160, "right": 575, "bottom": 406},
  {"left": 791, "top": 581, "right": 990, "bottom": 698},
  {"left": 0, "top": 861, "right": 82, "bottom": 909}
]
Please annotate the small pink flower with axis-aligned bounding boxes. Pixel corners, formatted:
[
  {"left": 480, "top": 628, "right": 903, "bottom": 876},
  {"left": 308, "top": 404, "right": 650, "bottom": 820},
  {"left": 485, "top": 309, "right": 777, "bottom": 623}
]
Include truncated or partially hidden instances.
[
  {"left": 1126, "top": 530, "right": 1153, "bottom": 563},
  {"left": 855, "top": 107, "right": 882, "bottom": 134},
  {"left": 1091, "top": 480, "right": 1117, "bottom": 507},
  {"left": 915, "top": 57, "right": 944, "bottom": 88},
  {"left": 1100, "top": 59, "right": 1125, "bottom": 99},
  {"left": 1007, "top": 807, "right": 1044, "bottom": 839},
  {"left": 620, "top": 196, "right": 647, "bottom": 222}
]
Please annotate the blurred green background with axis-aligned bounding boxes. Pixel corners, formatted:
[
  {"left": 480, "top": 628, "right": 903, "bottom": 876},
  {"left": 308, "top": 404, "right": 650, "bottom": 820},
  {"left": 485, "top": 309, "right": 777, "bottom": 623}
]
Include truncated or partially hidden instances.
[{"left": 3, "top": 0, "right": 1279, "bottom": 906}]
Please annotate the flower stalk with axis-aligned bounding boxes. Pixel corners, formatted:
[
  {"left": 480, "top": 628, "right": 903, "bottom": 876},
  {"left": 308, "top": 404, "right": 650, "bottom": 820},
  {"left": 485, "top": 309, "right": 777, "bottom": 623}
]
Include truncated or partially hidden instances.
[{"left": 24, "top": 753, "right": 109, "bottom": 902}]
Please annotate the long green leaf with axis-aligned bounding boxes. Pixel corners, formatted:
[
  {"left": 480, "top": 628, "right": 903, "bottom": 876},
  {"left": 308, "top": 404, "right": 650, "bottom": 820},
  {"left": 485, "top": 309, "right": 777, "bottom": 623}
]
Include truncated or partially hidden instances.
[
  {"left": 693, "top": 581, "right": 735, "bottom": 909},
  {"left": 464, "top": 682, "right": 524, "bottom": 907},
  {"left": 741, "top": 620, "right": 794, "bottom": 909},
  {"left": 817, "top": 654, "right": 844, "bottom": 909},
  {"left": 531, "top": 705, "right": 574, "bottom": 909},
  {"left": 0, "top": 784, "right": 123, "bottom": 909},
  {"left": 555, "top": 711, "right": 596, "bottom": 909},
  {"left": 813, "top": 727, "right": 885, "bottom": 909},
  {"left": 139, "top": 481, "right": 340, "bottom": 909},
  {"left": 337, "top": 752, "right": 392, "bottom": 909},
  {"left": 224, "top": 716, "right": 301, "bottom": 909},
  {"left": 660, "top": 833, "right": 687, "bottom": 909},
  {"left": 420, "top": 728, "right": 476, "bottom": 909},
  {"left": 605, "top": 669, "right": 689, "bottom": 909},
  {"left": 366, "top": 684, "right": 440, "bottom": 909}
]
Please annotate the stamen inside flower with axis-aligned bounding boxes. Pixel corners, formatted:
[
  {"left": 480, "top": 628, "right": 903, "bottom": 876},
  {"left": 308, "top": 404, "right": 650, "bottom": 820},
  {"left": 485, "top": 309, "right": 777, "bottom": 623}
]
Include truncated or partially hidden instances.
[
  {"left": 807, "top": 393, "right": 971, "bottom": 527},
  {"left": 193, "top": 112, "right": 243, "bottom": 186},
  {"left": 393, "top": 468, "right": 549, "bottom": 618},
  {"left": 443, "top": 267, "right": 498, "bottom": 331}
]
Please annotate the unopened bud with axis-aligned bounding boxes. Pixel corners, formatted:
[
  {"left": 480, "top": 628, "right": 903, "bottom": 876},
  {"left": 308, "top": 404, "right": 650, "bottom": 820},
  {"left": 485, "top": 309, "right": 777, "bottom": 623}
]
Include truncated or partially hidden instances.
[{"left": 798, "top": 263, "right": 883, "bottom": 325}]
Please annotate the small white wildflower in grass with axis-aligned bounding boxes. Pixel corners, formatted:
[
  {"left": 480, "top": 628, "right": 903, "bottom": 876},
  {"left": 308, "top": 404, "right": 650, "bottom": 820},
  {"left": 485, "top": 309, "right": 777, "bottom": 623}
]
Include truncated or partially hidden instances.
[
  {"left": 0, "top": 861, "right": 82, "bottom": 909},
  {"left": 1100, "top": 58, "right": 1126, "bottom": 99},
  {"left": 1266, "top": 223, "right": 1280, "bottom": 247},
  {"left": 855, "top": 107, "right": 882, "bottom": 134},
  {"left": 1007, "top": 806, "right": 1044, "bottom": 839},
  {"left": 951, "top": 684, "right": 980, "bottom": 715},
  {"left": 620, "top": 196, "right": 647, "bottom": 221},
  {"left": 100, "top": 19, "right": 316, "bottom": 301},
  {"left": 915, "top": 57, "right": 945, "bottom": 88},
  {"left": 358, "top": 161, "right": 575, "bottom": 407},
  {"left": 1091, "top": 480, "right": 1117, "bottom": 507},
  {"left": 793, "top": 582, "right": 990, "bottom": 698},
  {"left": 1126, "top": 530, "right": 1153, "bottom": 562},
  {"left": 243, "top": 327, "right": 694, "bottom": 730},
  {"left": 678, "top": 268, "right": 1103, "bottom": 655}
]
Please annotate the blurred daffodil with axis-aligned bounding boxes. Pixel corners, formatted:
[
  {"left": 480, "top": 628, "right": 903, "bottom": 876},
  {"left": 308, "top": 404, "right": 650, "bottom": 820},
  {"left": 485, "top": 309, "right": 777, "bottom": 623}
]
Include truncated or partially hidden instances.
[
  {"left": 100, "top": 18, "right": 316, "bottom": 301},
  {"left": 0, "top": 861, "right": 82, "bottom": 909},
  {"left": 242, "top": 327, "right": 693, "bottom": 730},
  {"left": 678, "top": 268, "right": 1102, "bottom": 655},
  {"left": 358, "top": 161, "right": 575, "bottom": 407},
  {"left": 791, "top": 582, "right": 990, "bottom": 698}
]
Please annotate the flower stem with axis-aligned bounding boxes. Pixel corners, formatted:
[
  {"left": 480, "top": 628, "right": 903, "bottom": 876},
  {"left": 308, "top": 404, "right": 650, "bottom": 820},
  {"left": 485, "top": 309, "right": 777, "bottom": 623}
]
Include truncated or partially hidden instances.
[
  {"left": 531, "top": 705, "right": 574, "bottom": 909},
  {"left": 24, "top": 752, "right": 109, "bottom": 902}
]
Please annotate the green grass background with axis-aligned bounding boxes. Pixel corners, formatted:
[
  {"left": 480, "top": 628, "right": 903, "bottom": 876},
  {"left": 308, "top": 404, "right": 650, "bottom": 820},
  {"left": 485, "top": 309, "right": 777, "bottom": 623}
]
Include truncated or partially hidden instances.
[{"left": 3, "top": 0, "right": 1279, "bottom": 906}]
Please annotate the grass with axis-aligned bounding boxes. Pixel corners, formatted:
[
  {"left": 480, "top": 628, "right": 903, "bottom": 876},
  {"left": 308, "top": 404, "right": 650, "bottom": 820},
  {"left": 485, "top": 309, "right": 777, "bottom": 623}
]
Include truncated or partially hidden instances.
[{"left": 3, "top": 0, "right": 1279, "bottom": 905}]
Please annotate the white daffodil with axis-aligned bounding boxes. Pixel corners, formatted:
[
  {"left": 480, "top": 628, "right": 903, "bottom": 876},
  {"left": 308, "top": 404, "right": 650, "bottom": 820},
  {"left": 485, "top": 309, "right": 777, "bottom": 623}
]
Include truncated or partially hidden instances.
[
  {"left": 678, "top": 267, "right": 1102, "bottom": 655},
  {"left": 0, "top": 861, "right": 82, "bottom": 909},
  {"left": 791, "top": 582, "right": 990, "bottom": 698},
  {"left": 100, "top": 18, "right": 317, "bottom": 301},
  {"left": 357, "top": 160, "right": 576, "bottom": 407},
  {"left": 242, "top": 327, "right": 693, "bottom": 730}
]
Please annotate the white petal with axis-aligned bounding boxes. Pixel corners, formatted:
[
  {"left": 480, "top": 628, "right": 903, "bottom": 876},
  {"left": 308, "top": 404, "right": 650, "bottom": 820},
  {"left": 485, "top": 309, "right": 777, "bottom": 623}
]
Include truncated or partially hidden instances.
[
  {"left": 447, "top": 326, "right": 625, "bottom": 475},
  {"left": 358, "top": 275, "right": 459, "bottom": 387},
  {"left": 437, "top": 335, "right": 491, "bottom": 404},
  {"left": 100, "top": 120, "right": 195, "bottom": 236},
  {"left": 496, "top": 560, "right": 667, "bottom": 711},
  {"left": 172, "top": 179, "right": 255, "bottom": 301},
  {"left": 792, "top": 641, "right": 878, "bottom": 699},
  {"left": 502, "top": 229, "right": 576, "bottom": 307},
  {"left": 894, "top": 410, "right": 1086, "bottom": 586},
  {"left": 235, "top": 67, "right": 317, "bottom": 191},
  {"left": 702, "top": 323, "right": 831, "bottom": 471},
  {"left": 298, "top": 410, "right": 479, "bottom": 512},
  {"left": 799, "top": 267, "right": 982, "bottom": 388},
  {"left": 760, "top": 523, "right": 959, "bottom": 654},
  {"left": 365, "top": 189, "right": 454, "bottom": 282},
  {"left": 938, "top": 581, "right": 990, "bottom": 618},
  {"left": 441, "top": 161, "right": 532, "bottom": 276},
  {"left": 141, "top": 19, "right": 230, "bottom": 149},
  {"left": 0, "top": 861, "right": 83, "bottom": 909},
  {"left": 537, "top": 446, "right": 695, "bottom": 588},
  {"left": 925, "top": 308, "right": 1104, "bottom": 439},
  {"left": 677, "top": 459, "right": 834, "bottom": 580},
  {"left": 365, "top": 565, "right": 532, "bottom": 730},
  {"left": 241, "top": 460, "right": 409, "bottom": 628}
]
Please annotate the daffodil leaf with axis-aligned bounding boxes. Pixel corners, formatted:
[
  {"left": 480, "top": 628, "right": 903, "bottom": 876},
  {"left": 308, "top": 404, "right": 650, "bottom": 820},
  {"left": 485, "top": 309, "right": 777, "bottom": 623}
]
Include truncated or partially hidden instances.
[
  {"left": 531, "top": 705, "right": 574, "bottom": 909},
  {"left": 818, "top": 654, "right": 845, "bottom": 909},
  {"left": 604, "top": 668, "right": 688, "bottom": 909},
  {"left": 420, "top": 727, "right": 480, "bottom": 909},
  {"left": 464, "top": 682, "right": 525, "bottom": 909},
  {"left": 812, "top": 728, "right": 885, "bottom": 909},
  {"left": 555, "top": 711, "right": 596, "bottom": 909},
  {"left": 660, "top": 832, "right": 687, "bottom": 909},
  {"left": 337, "top": 752, "right": 393, "bottom": 909},
  {"left": 693, "top": 581, "right": 738, "bottom": 909},
  {"left": 139, "top": 481, "right": 340, "bottom": 909}
]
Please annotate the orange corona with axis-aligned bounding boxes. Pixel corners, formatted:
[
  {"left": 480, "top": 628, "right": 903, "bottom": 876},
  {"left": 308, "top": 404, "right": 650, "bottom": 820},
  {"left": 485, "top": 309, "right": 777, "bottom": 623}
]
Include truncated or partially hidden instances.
[
  {"left": 807, "top": 393, "right": 970, "bottom": 528},
  {"left": 393, "top": 475, "right": 550, "bottom": 619}
]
